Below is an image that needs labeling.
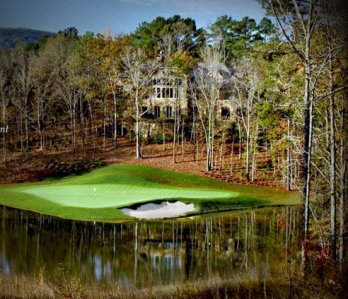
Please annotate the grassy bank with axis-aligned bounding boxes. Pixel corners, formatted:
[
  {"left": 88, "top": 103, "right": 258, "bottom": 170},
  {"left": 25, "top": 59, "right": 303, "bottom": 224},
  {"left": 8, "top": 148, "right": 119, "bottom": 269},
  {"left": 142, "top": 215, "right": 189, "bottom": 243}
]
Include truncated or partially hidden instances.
[
  {"left": 0, "top": 272, "right": 338, "bottom": 299},
  {"left": 0, "top": 164, "right": 300, "bottom": 222}
]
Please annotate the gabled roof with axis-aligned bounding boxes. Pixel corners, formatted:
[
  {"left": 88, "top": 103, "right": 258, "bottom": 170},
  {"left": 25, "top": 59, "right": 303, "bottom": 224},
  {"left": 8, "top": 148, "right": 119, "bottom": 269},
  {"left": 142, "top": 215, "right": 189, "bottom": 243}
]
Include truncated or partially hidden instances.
[{"left": 195, "top": 61, "right": 234, "bottom": 80}]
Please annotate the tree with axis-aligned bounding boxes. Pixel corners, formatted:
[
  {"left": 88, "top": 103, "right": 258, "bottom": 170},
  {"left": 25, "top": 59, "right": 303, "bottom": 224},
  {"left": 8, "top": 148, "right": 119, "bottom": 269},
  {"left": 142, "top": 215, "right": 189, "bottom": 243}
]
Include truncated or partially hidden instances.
[
  {"left": 39, "top": 34, "right": 79, "bottom": 150},
  {"left": 262, "top": 0, "right": 321, "bottom": 268},
  {"left": 209, "top": 16, "right": 277, "bottom": 61},
  {"left": 192, "top": 45, "right": 230, "bottom": 171},
  {"left": 255, "top": 41, "right": 303, "bottom": 190},
  {"left": 101, "top": 35, "right": 132, "bottom": 148},
  {"left": 231, "top": 57, "right": 261, "bottom": 181},
  {"left": 121, "top": 47, "right": 159, "bottom": 159},
  {"left": 133, "top": 15, "right": 201, "bottom": 57},
  {"left": 0, "top": 52, "right": 12, "bottom": 162},
  {"left": 11, "top": 47, "right": 36, "bottom": 154},
  {"left": 31, "top": 54, "right": 53, "bottom": 150},
  {"left": 262, "top": 0, "right": 348, "bottom": 266}
]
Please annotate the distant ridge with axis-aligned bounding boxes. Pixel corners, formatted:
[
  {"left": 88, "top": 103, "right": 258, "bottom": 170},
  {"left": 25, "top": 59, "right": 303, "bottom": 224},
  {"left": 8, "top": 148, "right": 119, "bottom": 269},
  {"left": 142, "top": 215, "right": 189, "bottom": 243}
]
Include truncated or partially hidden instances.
[{"left": 0, "top": 28, "right": 54, "bottom": 50}]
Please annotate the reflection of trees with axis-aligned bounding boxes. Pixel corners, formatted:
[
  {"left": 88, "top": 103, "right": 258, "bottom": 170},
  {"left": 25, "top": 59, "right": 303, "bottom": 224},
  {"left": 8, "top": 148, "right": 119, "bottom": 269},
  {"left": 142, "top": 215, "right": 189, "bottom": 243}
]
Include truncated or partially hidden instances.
[{"left": 0, "top": 206, "right": 301, "bottom": 288}]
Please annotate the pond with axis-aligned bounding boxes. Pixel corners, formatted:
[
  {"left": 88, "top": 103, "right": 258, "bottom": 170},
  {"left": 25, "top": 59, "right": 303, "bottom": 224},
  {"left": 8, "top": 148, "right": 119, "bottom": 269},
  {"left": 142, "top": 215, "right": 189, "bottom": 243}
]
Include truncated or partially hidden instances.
[{"left": 0, "top": 205, "right": 302, "bottom": 290}]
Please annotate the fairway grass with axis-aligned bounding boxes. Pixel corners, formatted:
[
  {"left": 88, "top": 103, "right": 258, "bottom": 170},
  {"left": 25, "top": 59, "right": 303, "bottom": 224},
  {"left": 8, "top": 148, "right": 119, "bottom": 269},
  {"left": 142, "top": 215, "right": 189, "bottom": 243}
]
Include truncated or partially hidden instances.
[{"left": 0, "top": 164, "right": 301, "bottom": 222}]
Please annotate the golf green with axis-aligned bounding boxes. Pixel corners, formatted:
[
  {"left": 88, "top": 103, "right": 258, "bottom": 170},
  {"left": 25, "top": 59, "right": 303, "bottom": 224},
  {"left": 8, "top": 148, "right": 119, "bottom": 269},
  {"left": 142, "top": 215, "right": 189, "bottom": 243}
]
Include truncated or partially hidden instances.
[
  {"left": 22, "top": 184, "right": 236, "bottom": 208},
  {"left": 0, "top": 164, "right": 300, "bottom": 222}
]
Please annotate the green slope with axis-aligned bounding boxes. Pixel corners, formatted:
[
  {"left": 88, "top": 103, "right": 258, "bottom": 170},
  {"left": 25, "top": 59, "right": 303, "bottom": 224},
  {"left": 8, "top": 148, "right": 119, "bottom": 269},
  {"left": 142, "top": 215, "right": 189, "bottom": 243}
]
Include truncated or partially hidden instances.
[{"left": 0, "top": 164, "right": 300, "bottom": 222}]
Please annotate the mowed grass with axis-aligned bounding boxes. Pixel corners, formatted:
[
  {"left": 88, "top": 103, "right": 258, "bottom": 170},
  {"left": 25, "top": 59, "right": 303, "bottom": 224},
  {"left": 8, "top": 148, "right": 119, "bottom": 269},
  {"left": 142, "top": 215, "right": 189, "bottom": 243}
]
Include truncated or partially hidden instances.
[
  {"left": 0, "top": 164, "right": 301, "bottom": 222},
  {"left": 23, "top": 184, "right": 236, "bottom": 208}
]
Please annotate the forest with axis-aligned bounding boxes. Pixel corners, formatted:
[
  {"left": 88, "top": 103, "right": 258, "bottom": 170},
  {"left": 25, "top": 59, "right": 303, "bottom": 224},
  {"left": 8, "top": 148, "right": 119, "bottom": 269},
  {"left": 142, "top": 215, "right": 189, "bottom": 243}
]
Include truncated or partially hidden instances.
[{"left": 0, "top": 0, "right": 346, "bottom": 283}]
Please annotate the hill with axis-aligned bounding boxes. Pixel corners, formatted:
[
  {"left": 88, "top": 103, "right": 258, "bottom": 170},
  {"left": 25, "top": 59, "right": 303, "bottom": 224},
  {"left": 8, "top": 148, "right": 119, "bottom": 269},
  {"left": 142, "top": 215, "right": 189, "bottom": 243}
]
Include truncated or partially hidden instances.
[{"left": 0, "top": 27, "right": 54, "bottom": 49}]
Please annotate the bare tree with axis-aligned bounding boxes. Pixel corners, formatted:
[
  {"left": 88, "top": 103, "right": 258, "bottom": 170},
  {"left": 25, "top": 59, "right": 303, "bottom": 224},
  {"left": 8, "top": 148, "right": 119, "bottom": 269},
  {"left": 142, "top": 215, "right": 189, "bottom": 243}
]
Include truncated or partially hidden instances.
[
  {"left": 12, "top": 48, "right": 35, "bottom": 153},
  {"left": 31, "top": 55, "right": 54, "bottom": 150},
  {"left": 193, "top": 45, "right": 230, "bottom": 171},
  {"left": 107, "top": 68, "right": 122, "bottom": 148},
  {"left": 0, "top": 52, "right": 11, "bottom": 162},
  {"left": 39, "top": 34, "right": 79, "bottom": 151},
  {"left": 122, "top": 47, "right": 159, "bottom": 159},
  {"left": 55, "top": 65, "right": 78, "bottom": 150},
  {"left": 231, "top": 57, "right": 260, "bottom": 181}
]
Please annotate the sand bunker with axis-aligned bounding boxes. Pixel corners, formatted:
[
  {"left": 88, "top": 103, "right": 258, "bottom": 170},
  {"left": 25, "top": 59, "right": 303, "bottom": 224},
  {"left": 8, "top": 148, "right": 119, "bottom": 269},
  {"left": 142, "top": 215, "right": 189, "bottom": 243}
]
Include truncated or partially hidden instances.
[{"left": 121, "top": 201, "right": 195, "bottom": 219}]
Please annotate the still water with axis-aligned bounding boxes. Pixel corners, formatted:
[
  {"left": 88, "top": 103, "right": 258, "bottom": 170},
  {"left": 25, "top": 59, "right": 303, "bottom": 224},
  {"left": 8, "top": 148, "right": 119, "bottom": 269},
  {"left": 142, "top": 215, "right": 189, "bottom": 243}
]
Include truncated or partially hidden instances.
[{"left": 0, "top": 205, "right": 302, "bottom": 288}]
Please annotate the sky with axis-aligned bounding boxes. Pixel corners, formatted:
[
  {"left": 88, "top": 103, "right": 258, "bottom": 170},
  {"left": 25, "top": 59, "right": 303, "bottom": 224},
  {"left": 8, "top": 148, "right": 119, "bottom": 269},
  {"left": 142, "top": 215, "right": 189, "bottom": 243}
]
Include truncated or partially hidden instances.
[{"left": 0, "top": 0, "right": 267, "bottom": 35}]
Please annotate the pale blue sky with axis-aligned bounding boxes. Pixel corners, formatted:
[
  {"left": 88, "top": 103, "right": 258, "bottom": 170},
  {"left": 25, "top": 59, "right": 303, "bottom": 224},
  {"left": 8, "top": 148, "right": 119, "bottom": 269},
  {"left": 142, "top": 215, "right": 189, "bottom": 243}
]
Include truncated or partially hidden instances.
[{"left": 0, "top": 0, "right": 267, "bottom": 35}]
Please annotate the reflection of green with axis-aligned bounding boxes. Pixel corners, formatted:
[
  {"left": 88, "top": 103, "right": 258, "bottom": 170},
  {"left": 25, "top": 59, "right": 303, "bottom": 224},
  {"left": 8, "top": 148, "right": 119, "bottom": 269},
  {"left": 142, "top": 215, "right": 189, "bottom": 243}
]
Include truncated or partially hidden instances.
[{"left": 0, "top": 164, "right": 300, "bottom": 222}]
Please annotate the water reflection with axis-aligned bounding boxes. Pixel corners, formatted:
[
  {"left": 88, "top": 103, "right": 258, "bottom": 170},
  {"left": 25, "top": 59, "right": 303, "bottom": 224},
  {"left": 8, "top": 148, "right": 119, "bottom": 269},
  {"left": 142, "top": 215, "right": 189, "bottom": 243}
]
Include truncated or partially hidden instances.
[{"left": 0, "top": 205, "right": 302, "bottom": 288}]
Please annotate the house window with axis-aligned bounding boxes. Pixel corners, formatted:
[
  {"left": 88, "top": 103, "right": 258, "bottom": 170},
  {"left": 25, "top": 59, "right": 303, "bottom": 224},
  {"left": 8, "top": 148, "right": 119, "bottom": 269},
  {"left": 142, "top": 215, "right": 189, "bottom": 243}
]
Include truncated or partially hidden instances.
[
  {"left": 221, "top": 107, "right": 230, "bottom": 119},
  {"left": 173, "top": 88, "right": 177, "bottom": 98},
  {"left": 154, "top": 106, "right": 161, "bottom": 118},
  {"left": 156, "top": 87, "right": 161, "bottom": 98},
  {"left": 166, "top": 106, "right": 172, "bottom": 118}
]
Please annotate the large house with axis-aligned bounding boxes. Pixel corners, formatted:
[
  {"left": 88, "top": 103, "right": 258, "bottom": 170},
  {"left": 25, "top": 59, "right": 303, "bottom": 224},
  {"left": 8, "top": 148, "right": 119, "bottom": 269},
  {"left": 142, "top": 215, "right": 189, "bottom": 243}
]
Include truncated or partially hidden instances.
[
  {"left": 142, "top": 65, "right": 233, "bottom": 122},
  {"left": 142, "top": 67, "right": 188, "bottom": 120}
]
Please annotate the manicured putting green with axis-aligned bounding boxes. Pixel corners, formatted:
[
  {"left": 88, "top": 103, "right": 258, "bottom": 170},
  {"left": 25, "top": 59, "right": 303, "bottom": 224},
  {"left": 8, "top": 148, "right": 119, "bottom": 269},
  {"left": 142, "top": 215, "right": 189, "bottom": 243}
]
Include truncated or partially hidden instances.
[
  {"left": 23, "top": 184, "right": 237, "bottom": 208},
  {"left": 0, "top": 164, "right": 300, "bottom": 222}
]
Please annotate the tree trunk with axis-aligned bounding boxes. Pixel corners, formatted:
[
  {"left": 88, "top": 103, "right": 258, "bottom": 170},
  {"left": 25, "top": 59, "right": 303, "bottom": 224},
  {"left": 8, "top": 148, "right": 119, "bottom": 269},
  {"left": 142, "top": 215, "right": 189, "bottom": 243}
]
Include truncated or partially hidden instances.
[
  {"left": 162, "top": 121, "right": 165, "bottom": 152},
  {"left": 71, "top": 102, "right": 76, "bottom": 149},
  {"left": 173, "top": 102, "right": 177, "bottom": 163},
  {"left": 339, "top": 92, "right": 347, "bottom": 266},
  {"left": 206, "top": 110, "right": 213, "bottom": 171},
  {"left": 245, "top": 129, "right": 250, "bottom": 181},
  {"left": 328, "top": 48, "right": 336, "bottom": 260},
  {"left": 87, "top": 100, "right": 95, "bottom": 153},
  {"left": 181, "top": 118, "right": 184, "bottom": 157},
  {"left": 251, "top": 123, "right": 258, "bottom": 182},
  {"left": 219, "top": 133, "right": 224, "bottom": 171},
  {"left": 230, "top": 138, "right": 234, "bottom": 175},
  {"left": 103, "top": 97, "right": 106, "bottom": 150},
  {"left": 302, "top": 42, "right": 313, "bottom": 272},
  {"left": 238, "top": 122, "right": 242, "bottom": 160},
  {"left": 286, "top": 117, "right": 292, "bottom": 191},
  {"left": 37, "top": 100, "right": 43, "bottom": 150},
  {"left": 1, "top": 102, "right": 6, "bottom": 163},
  {"left": 24, "top": 97, "right": 29, "bottom": 151},
  {"left": 112, "top": 91, "right": 117, "bottom": 148},
  {"left": 79, "top": 92, "right": 86, "bottom": 150},
  {"left": 135, "top": 91, "right": 141, "bottom": 160}
]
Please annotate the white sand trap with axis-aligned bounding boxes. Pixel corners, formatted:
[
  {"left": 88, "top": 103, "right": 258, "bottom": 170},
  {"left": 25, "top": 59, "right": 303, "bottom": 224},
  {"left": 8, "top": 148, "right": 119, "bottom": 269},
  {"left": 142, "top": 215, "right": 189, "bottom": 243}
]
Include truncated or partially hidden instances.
[{"left": 121, "top": 201, "right": 195, "bottom": 219}]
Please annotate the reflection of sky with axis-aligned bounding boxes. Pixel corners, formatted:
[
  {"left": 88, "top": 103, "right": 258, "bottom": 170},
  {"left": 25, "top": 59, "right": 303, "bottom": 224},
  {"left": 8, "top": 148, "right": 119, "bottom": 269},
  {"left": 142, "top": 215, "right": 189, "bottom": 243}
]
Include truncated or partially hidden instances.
[
  {"left": 163, "top": 254, "right": 182, "bottom": 270},
  {"left": 0, "top": 254, "right": 11, "bottom": 275},
  {"left": 93, "top": 255, "right": 102, "bottom": 282},
  {"left": 104, "top": 261, "right": 112, "bottom": 277},
  {"left": 92, "top": 256, "right": 112, "bottom": 281}
]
